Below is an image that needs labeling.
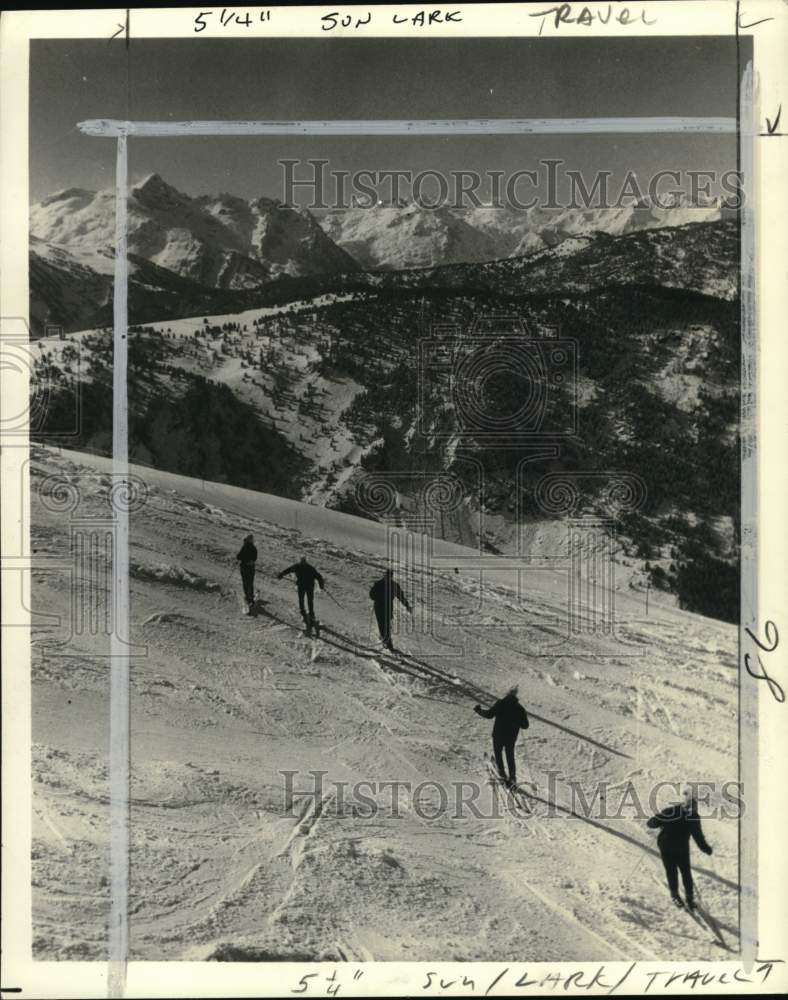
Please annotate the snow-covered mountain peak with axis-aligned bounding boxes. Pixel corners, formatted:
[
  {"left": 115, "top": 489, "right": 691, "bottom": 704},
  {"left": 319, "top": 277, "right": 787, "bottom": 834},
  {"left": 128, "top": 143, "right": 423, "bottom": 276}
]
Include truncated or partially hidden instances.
[
  {"left": 31, "top": 175, "right": 358, "bottom": 290},
  {"left": 38, "top": 187, "right": 97, "bottom": 210},
  {"left": 132, "top": 172, "right": 188, "bottom": 204}
]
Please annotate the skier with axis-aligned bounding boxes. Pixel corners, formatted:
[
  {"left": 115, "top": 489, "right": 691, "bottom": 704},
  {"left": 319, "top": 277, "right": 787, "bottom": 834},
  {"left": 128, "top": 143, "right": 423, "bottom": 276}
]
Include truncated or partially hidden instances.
[
  {"left": 236, "top": 533, "right": 258, "bottom": 613},
  {"left": 647, "top": 785, "right": 713, "bottom": 911},
  {"left": 369, "top": 568, "right": 411, "bottom": 651},
  {"left": 278, "top": 556, "right": 325, "bottom": 635},
  {"left": 474, "top": 687, "right": 530, "bottom": 788}
]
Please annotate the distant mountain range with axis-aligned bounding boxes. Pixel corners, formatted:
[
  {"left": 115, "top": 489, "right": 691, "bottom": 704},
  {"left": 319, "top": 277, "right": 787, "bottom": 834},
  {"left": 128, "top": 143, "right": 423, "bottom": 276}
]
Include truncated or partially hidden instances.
[
  {"left": 29, "top": 173, "right": 731, "bottom": 334},
  {"left": 318, "top": 200, "right": 727, "bottom": 270}
]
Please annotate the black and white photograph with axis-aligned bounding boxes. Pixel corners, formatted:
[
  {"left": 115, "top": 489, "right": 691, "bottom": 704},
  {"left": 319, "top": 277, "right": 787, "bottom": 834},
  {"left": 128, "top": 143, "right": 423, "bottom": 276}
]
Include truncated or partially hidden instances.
[{"left": 2, "top": 4, "right": 787, "bottom": 997}]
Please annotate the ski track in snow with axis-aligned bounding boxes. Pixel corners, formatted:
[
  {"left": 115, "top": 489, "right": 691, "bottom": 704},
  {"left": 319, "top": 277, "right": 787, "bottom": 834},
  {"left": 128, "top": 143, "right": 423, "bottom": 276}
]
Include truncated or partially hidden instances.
[{"left": 29, "top": 447, "right": 738, "bottom": 962}]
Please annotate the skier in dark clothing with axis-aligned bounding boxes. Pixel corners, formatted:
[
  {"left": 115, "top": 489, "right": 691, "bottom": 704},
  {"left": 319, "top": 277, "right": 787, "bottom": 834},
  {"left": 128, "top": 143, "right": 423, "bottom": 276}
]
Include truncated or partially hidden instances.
[
  {"left": 474, "top": 687, "right": 530, "bottom": 787},
  {"left": 278, "top": 556, "right": 325, "bottom": 633},
  {"left": 369, "top": 569, "right": 411, "bottom": 651},
  {"left": 647, "top": 786, "right": 713, "bottom": 911},
  {"left": 236, "top": 534, "right": 258, "bottom": 613}
]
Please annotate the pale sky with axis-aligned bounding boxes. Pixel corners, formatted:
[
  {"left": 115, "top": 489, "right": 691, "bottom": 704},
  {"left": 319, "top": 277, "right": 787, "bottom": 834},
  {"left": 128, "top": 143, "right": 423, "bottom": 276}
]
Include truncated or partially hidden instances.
[{"left": 30, "top": 36, "right": 746, "bottom": 205}]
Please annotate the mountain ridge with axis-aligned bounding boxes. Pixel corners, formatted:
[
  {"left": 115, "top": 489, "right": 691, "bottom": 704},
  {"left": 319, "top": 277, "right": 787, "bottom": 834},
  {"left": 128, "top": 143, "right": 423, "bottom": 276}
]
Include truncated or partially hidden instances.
[
  {"left": 30, "top": 174, "right": 358, "bottom": 294},
  {"left": 28, "top": 215, "right": 737, "bottom": 338},
  {"left": 31, "top": 172, "right": 731, "bottom": 286}
]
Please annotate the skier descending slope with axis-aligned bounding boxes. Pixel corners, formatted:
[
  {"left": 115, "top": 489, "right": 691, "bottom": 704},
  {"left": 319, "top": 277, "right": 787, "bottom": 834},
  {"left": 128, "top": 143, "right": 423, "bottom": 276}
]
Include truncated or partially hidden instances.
[
  {"left": 647, "top": 785, "right": 713, "bottom": 911},
  {"left": 369, "top": 568, "right": 412, "bottom": 652},
  {"left": 474, "top": 687, "right": 530, "bottom": 788},
  {"left": 278, "top": 556, "right": 325, "bottom": 636},
  {"left": 236, "top": 533, "right": 258, "bottom": 614}
]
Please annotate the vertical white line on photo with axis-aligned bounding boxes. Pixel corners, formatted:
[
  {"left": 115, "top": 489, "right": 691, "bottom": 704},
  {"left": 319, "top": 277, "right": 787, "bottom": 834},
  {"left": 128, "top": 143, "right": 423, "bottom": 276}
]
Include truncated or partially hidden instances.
[{"left": 109, "top": 130, "right": 130, "bottom": 998}]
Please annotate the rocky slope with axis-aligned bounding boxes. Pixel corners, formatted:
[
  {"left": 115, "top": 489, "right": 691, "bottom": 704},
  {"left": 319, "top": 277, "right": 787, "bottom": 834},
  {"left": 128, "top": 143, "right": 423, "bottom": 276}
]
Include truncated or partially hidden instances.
[
  {"left": 30, "top": 174, "right": 358, "bottom": 292},
  {"left": 29, "top": 235, "right": 269, "bottom": 338}
]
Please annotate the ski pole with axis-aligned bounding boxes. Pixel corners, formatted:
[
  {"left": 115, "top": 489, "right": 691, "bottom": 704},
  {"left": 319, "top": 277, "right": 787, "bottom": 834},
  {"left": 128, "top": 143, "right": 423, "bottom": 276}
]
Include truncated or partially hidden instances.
[
  {"left": 368, "top": 604, "right": 375, "bottom": 641},
  {"left": 323, "top": 587, "right": 345, "bottom": 610}
]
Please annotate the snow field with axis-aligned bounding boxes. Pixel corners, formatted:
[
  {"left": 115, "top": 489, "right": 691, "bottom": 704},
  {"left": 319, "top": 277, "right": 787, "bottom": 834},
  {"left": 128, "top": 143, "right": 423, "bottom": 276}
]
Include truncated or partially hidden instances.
[{"left": 30, "top": 448, "right": 738, "bottom": 961}]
